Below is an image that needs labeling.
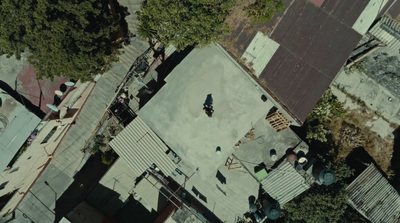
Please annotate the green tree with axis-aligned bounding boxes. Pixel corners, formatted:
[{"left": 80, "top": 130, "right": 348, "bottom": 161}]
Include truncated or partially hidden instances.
[
  {"left": 137, "top": 0, "right": 235, "bottom": 51},
  {"left": 306, "top": 123, "right": 329, "bottom": 143},
  {"left": 0, "top": 0, "right": 122, "bottom": 81},
  {"left": 284, "top": 162, "right": 354, "bottom": 223},
  {"left": 246, "top": 0, "right": 285, "bottom": 24}
]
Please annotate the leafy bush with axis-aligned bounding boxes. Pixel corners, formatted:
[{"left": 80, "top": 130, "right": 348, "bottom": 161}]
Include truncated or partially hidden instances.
[
  {"left": 90, "top": 143, "right": 101, "bottom": 154},
  {"left": 349, "top": 61, "right": 366, "bottom": 73},
  {"left": 306, "top": 89, "right": 345, "bottom": 142},
  {"left": 306, "top": 123, "right": 330, "bottom": 143},
  {"left": 101, "top": 150, "right": 116, "bottom": 166}
]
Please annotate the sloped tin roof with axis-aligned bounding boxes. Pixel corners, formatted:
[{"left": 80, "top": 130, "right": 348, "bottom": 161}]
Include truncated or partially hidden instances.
[
  {"left": 347, "top": 164, "right": 400, "bottom": 223},
  {"left": 261, "top": 161, "right": 311, "bottom": 205},
  {"left": 109, "top": 117, "right": 177, "bottom": 177}
]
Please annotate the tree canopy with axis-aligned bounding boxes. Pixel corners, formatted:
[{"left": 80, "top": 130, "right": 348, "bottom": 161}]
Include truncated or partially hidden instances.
[
  {"left": 137, "top": 0, "right": 235, "bottom": 51},
  {"left": 0, "top": 0, "right": 122, "bottom": 81}
]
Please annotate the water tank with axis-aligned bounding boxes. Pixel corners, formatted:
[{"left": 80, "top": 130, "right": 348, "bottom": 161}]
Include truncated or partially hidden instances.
[
  {"left": 319, "top": 169, "right": 336, "bottom": 185},
  {"left": 313, "top": 167, "right": 336, "bottom": 185},
  {"left": 298, "top": 157, "right": 308, "bottom": 167},
  {"left": 295, "top": 163, "right": 303, "bottom": 171},
  {"left": 249, "top": 203, "right": 257, "bottom": 213},
  {"left": 287, "top": 153, "right": 297, "bottom": 164},
  {"left": 270, "top": 149, "right": 277, "bottom": 161},
  {"left": 264, "top": 203, "right": 281, "bottom": 220}
]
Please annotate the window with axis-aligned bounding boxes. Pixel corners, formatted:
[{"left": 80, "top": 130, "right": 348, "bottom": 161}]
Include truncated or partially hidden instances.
[
  {"left": 41, "top": 126, "right": 57, "bottom": 144},
  {"left": 0, "top": 181, "right": 8, "bottom": 190}
]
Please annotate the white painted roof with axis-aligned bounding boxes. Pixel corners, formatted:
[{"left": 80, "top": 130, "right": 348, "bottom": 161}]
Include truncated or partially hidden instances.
[
  {"left": 352, "top": 0, "right": 388, "bottom": 35},
  {"left": 241, "top": 32, "right": 280, "bottom": 77},
  {"left": 138, "top": 44, "right": 270, "bottom": 178},
  {"left": 109, "top": 117, "right": 177, "bottom": 177}
]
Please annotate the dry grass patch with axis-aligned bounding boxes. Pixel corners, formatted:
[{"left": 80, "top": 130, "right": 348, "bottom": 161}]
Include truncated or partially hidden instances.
[
  {"left": 225, "top": 0, "right": 255, "bottom": 30},
  {"left": 328, "top": 109, "right": 394, "bottom": 174}
]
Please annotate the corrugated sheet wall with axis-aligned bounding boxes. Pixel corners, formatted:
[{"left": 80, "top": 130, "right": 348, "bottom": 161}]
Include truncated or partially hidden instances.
[
  {"left": 261, "top": 161, "right": 311, "bottom": 205},
  {"left": 369, "top": 16, "right": 400, "bottom": 52},
  {"left": 109, "top": 117, "right": 177, "bottom": 177},
  {"left": 347, "top": 164, "right": 400, "bottom": 223}
]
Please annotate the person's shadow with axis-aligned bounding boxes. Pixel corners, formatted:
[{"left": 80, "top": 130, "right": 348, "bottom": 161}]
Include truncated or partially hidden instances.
[{"left": 203, "top": 94, "right": 213, "bottom": 107}]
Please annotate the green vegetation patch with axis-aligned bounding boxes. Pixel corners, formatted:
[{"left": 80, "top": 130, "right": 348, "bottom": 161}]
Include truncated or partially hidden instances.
[
  {"left": 284, "top": 162, "right": 367, "bottom": 223},
  {"left": 137, "top": 0, "right": 235, "bottom": 51},
  {"left": 246, "top": 0, "right": 284, "bottom": 24},
  {"left": 305, "top": 89, "right": 345, "bottom": 143}
]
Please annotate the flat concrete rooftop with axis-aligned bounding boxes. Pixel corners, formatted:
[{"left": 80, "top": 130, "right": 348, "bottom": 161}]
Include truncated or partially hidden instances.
[
  {"left": 233, "top": 116, "right": 303, "bottom": 173},
  {"left": 138, "top": 44, "right": 271, "bottom": 178}
]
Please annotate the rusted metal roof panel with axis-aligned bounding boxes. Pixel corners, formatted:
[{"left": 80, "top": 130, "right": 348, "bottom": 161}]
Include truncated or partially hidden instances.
[
  {"left": 259, "top": 47, "right": 333, "bottom": 122},
  {"left": 258, "top": 0, "right": 363, "bottom": 122},
  {"left": 321, "top": 0, "right": 369, "bottom": 27},
  {"left": 270, "top": 1, "right": 363, "bottom": 78},
  {"left": 347, "top": 164, "right": 400, "bottom": 223}
]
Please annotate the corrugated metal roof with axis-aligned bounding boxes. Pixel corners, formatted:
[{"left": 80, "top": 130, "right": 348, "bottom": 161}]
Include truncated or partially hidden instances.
[
  {"left": 0, "top": 94, "right": 41, "bottom": 171},
  {"left": 346, "top": 164, "right": 400, "bottom": 223},
  {"left": 261, "top": 161, "right": 311, "bottom": 205},
  {"left": 369, "top": 16, "right": 400, "bottom": 53},
  {"left": 109, "top": 117, "right": 177, "bottom": 177},
  {"left": 51, "top": 62, "right": 129, "bottom": 178}
]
